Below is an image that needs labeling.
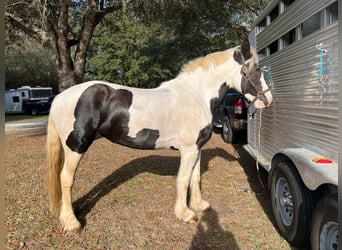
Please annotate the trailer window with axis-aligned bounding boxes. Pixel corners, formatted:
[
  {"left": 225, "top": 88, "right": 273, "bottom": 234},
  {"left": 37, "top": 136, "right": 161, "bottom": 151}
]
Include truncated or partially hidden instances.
[
  {"left": 257, "top": 18, "right": 267, "bottom": 34},
  {"left": 281, "top": 28, "right": 296, "bottom": 48},
  {"left": 253, "top": 0, "right": 337, "bottom": 60},
  {"left": 302, "top": 12, "right": 321, "bottom": 37},
  {"left": 282, "top": 0, "right": 295, "bottom": 8},
  {"left": 269, "top": 40, "right": 279, "bottom": 55},
  {"left": 258, "top": 48, "right": 268, "bottom": 60},
  {"left": 21, "top": 92, "right": 26, "bottom": 97},
  {"left": 269, "top": 5, "right": 279, "bottom": 22},
  {"left": 30, "top": 89, "right": 53, "bottom": 98},
  {"left": 326, "top": 2, "right": 338, "bottom": 25},
  {"left": 13, "top": 96, "right": 19, "bottom": 102}
]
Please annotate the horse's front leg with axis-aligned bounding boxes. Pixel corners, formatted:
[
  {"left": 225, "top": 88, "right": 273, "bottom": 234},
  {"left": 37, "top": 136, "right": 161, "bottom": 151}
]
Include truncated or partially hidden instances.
[
  {"left": 59, "top": 150, "right": 82, "bottom": 231},
  {"left": 189, "top": 150, "right": 210, "bottom": 212},
  {"left": 174, "top": 147, "right": 199, "bottom": 222}
]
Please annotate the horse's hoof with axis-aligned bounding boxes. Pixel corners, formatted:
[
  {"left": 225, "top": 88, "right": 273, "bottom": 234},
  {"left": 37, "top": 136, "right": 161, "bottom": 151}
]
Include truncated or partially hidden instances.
[
  {"left": 60, "top": 214, "right": 81, "bottom": 232},
  {"left": 175, "top": 206, "right": 198, "bottom": 223},
  {"left": 62, "top": 222, "right": 81, "bottom": 232},
  {"left": 183, "top": 213, "right": 198, "bottom": 224},
  {"left": 189, "top": 217, "right": 199, "bottom": 224}
]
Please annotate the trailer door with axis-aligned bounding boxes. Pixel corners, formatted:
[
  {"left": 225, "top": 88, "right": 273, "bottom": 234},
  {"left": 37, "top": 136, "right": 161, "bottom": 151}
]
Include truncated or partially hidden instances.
[{"left": 5, "top": 92, "right": 23, "bottom": 113}]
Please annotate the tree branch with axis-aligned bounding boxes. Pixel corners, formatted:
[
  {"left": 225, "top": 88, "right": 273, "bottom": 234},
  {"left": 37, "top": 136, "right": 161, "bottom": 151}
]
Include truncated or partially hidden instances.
[
  {"left": 100, "top": 0, "right": 135, "bottom": 15},
  {"left": 5, "top": 11, "right": 53, "bottom": 48},
  {"left": 5, "top": 11, "right": 40, "bottom": 41},
  {"left": 73, "top": 0, "right": 133, "bottom": 81}
]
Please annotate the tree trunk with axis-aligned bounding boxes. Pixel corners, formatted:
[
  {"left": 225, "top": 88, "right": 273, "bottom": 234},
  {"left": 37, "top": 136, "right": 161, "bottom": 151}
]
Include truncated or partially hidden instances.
[
  {"left": 5, "top": 0, "right": 130, "bottom": 93},
  {"left": 56, "top": 56, "right": 77, "bottom": 92},
  {"left": 56, "top": 0, "right": 104, "bottom": 93}
]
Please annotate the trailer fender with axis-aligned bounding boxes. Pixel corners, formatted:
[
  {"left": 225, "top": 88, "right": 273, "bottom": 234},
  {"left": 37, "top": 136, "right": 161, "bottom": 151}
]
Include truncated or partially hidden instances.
[{"left": 270, "top": 148, "right": 338, "bottom": 191}]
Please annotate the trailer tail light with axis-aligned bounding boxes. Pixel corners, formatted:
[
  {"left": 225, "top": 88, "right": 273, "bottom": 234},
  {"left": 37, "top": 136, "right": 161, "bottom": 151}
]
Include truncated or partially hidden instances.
[
  {"left": 313, "top": 158, "right": 333, "bottom": 164},
  {"left": 234, "top": 97, "right": 244, "bottom": 115}
]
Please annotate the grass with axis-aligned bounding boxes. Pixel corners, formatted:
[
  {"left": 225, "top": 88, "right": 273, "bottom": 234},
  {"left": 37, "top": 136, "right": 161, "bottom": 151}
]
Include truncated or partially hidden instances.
[{"left": 5, "top": 132, "right": 292, "bottom": 249}]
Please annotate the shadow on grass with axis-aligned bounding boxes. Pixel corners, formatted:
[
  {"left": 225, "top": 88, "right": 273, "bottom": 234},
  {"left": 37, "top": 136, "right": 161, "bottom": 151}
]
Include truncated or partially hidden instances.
[
  {"left": 232, "top": 144, "right": 308, "bottom": 250},
  {"left": 232, "top": 144, "right": 275, "bottom": 226},
  {"left": 73, "top": 147, "right": 235, "bottom": 226},
  {"left": 190, "top": 207, "right": 239, "bottom": 250},
  {"left": 73, "top": 146, "right": 240, "bottom": 249}
]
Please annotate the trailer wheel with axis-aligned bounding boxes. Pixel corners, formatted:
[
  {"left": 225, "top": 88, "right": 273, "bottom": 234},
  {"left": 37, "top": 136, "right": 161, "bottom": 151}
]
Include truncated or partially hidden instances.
[
  {"left": 270, "top": 161, "right": 315, "bottom": 248},
  {"left": 31, "top": 108, "right": 38, "bottom": 116},
  {"left": 310, "top": 194, "right": 338, "bottom": 250}
]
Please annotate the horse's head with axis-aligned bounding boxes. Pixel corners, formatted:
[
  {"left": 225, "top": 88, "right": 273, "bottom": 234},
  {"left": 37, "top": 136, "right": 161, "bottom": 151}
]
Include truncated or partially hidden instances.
[{"left": 233, "top": 40, "right": 273, "bottom": 109}]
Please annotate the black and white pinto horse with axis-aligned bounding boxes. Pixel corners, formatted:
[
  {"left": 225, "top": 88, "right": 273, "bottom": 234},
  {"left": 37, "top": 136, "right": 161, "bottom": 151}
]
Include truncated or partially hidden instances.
[{"left": 47, "top": 40, "right": 272, "bottom": 231}]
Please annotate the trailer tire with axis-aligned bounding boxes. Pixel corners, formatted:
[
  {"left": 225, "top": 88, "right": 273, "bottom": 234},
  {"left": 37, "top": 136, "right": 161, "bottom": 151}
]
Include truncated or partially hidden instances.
[
  {"left": 310, "top": 194, "right": 338, "bottom": 250},
  {"left": 31, "top": 108, "right": 38, "bottom": 116},
  {"left": 270, "top": 161, "right": 315, "bottom": 248}
]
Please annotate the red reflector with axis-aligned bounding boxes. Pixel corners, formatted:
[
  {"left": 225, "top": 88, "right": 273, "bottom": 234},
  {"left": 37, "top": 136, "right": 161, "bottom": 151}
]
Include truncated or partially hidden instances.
[
  {"left": 313, "top": 158, "right": 333, "bottom": 164},
  {"left": 234, "top": 98, "right": 244, "bottom": 115}
]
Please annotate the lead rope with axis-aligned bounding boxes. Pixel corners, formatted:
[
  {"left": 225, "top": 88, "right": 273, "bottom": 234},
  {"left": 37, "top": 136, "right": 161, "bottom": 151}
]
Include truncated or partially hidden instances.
[
  {"left": 255, "top": 108, "right": 266, "bottom": 196},
  {"left": 316, "top": 43, "right": 327, "bottom": 105}
]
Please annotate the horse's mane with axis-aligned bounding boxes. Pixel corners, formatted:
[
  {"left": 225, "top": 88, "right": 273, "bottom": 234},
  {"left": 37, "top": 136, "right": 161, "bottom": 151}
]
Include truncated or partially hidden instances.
[{"left": 180, "top": 46, "right": 258, "bottom": 74}]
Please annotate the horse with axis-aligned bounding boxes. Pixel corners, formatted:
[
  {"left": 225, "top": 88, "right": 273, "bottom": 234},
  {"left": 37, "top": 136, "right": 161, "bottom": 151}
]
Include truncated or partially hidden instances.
[{"left": 47, "top": 40, "right": 273, "bottom": 231}]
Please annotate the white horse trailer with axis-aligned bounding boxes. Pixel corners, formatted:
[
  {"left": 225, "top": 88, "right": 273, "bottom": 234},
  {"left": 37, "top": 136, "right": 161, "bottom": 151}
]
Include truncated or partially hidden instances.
[
  {"left": 5, "top": 86, "right": 53, "bottom": 115},
  {"left": 244, "top": 0, "right": 338, "bottom": 249}
]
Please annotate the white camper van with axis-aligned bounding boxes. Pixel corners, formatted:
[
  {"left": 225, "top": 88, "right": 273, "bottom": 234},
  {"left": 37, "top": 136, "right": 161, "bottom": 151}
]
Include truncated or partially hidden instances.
[
  {"left": 245, "top": 0, "right": 338, "bottom": 249},
  {"left": 5, "top": 86, "right": 53, "bottom": 115}
]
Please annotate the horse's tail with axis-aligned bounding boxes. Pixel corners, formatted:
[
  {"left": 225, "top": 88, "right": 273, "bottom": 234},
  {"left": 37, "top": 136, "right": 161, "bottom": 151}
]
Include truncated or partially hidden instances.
[{"left": 47, "top": 115, "right": 64, "bottom": 218}]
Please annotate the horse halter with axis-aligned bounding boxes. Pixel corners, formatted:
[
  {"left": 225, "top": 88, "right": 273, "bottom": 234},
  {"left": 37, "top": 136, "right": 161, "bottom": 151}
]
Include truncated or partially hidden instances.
[{"left": 240, "top": 64, "right": 271, "bottom": 108}]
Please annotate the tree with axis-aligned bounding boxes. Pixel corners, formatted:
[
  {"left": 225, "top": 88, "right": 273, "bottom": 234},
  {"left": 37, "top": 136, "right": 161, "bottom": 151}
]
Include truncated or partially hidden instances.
[
  {"left": 6, "top": 0, "right": 269, "bottom": 91},
  {"left": 88, "top": 0, "right": 270, "bottom": 87},
  {"left": 5, "top": 0, "right": 131, "bottom": 92},
  {"left": 5, "top": 36, "right": 59, "bottom": 92},
  {"left": 88, "top": 11, "right": 176, "bottom": 88}
]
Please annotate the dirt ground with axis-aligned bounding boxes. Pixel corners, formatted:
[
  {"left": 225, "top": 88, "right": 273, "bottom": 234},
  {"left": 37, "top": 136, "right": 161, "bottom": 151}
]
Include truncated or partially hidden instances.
[{"left": 5, "top": 128, "right": 294, "bottom": 249}]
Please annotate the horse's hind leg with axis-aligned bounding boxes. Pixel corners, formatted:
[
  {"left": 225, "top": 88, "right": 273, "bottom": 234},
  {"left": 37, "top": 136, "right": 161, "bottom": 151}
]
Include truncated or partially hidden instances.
[
  {"left": 59, "top": 149, "right": 83, "bottom": 231},
  {"left": 174, "top": 146, "right": 199, "bottom": 222},
  {"left": 189, "top": 150, "right": 210, "bottom": 212}
]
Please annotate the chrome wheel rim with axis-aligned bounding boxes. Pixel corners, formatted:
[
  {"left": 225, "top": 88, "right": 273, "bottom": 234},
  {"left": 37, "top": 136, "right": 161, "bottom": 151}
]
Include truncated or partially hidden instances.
[
  {"left": 275, "top": 177, "right": 293, "bottom": 226},
  {"left": 320, "top": 221, "right": 338, "bottom": 250}
]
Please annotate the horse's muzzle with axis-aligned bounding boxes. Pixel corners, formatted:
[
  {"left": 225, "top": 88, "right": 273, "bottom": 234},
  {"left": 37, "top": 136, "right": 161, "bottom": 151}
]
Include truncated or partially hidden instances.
[{"left": 250, "top": 89, "right": 273, "bottom": 109}]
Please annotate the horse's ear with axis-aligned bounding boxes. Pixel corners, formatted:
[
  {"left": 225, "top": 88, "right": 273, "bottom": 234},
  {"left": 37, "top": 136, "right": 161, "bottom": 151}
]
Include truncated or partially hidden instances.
[
  {"left": 233, "top": 50, "right": 243, "bottom": 65},
  {"left": 234, "top": 39, "right": 252, "bottom": 65},
  {"left": 241, "top": 40, "right": 252, "bottom": 61}
]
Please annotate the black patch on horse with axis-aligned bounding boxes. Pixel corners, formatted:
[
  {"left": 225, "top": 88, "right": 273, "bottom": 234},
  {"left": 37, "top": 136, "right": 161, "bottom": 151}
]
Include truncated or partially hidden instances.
[
  {"left": 196, "top": 124, "right": 213, "bottom": 149},
  {"left": 233, "top": 51, "right": 244, "bottom": 65},
  {"left": 210, "top": 82, "right": 229, "bottom": 114},
  {"left": 241, "top": 40, "right": 252, "bottom": 61},
  {"left": 66, "top": 84, "right": 160, "bottom": 154}
]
